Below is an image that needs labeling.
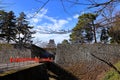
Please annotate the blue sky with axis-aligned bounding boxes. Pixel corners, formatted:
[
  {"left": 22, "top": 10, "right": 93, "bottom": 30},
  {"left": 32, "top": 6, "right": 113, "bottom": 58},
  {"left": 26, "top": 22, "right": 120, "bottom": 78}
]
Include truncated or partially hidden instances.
[{"left": 2, "top": 0, "right": 92, "bottom": 44}]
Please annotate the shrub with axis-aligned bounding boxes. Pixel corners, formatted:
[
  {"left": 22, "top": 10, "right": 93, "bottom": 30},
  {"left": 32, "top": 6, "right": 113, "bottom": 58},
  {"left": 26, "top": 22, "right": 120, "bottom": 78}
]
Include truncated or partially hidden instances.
[{"left": 102, "top": 61, "right": 120, "bottom": 80}]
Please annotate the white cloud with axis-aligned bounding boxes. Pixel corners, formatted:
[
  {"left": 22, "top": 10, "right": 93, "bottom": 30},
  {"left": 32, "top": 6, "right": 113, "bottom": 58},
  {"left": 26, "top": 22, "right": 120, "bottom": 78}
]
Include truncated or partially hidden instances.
[
  {"left": 28, "top": 8, "right": 69, "bottom": 30},
  {"left": 73, "top": 14, "right": 79, "bottom": 19},
  {"left": 36, "top": 9, "right": 48, "bottom": 18},
  {"left": 44, "top": 16, "right": 57, "bottom": 23},
  {"left": 67, "top": 17, "right": 72, "bottom": 21},
  {"left": 27, "top": 8, "right": 75, "bottom": 44},
  {"left": 27, "top": 8, "right": 48, "bottom": 25},
  {"left": 32, "top": 18, "right": 39, "bottom": 23},
  {"left": 32, "top": 32, "right": 70, "bottom": 44}
]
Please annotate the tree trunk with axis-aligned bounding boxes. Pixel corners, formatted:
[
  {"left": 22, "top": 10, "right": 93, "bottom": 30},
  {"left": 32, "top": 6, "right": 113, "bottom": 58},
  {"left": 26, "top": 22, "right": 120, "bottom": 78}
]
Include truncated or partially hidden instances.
[{"left": 92, "top": 21, "right": 97, "bottom": 43}]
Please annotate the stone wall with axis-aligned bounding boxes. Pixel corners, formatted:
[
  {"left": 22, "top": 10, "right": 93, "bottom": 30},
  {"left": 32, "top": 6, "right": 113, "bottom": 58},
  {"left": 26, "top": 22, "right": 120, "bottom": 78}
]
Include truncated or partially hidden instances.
[
  {"left": 0, "top": 64, "right": 49, "bottom": 80},
  {"left": 31, "top": 45, "right": 55, "bottom": 59},
  {"left": 0, "top": 44, "right": 31, "bottom": 63},
  {"left": 55, "top": 44, "right": 120, "bottom": 80},
  {"left": 56, "top": 44, "right": 120, "bottom": 65}
]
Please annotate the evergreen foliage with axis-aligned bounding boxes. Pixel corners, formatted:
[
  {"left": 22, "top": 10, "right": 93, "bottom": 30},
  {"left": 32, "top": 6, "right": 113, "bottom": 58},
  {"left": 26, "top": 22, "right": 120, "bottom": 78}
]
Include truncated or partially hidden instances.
[
  {"left": 0, "top": 10, "right": 34, "bottom": 45},
  {"left": 70, "top": 13, "right": 98, "bottom": 43}
]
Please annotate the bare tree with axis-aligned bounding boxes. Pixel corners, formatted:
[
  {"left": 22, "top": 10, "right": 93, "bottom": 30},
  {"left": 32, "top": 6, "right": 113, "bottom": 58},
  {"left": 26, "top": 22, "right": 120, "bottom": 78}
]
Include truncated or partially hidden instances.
[
  {"left": 0, "top": 1, "right": 14, "bottom": 9},
  {"left": 91, "top": 53, "right": 120, "bottom": 75},
  {"left": 34, "top": 0, "right": 119, "bottom": 14},
  {"left": 29, "top": 0, "right": 120, "bottom": 37},
  {"left": 33, "top": 39, "right": 48, "bottom": 48},
  {"left": 101, "top": 3, "right": 115, "bottom": 25}
]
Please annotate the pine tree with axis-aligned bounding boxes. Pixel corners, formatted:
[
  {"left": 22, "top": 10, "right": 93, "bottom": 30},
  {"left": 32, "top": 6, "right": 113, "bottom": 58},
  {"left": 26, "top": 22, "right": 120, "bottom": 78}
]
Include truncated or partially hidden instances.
[
  {"left": 16, "top": 12, "right": 34, "bottom": 46},
  {"left": 0, "top": 11, "right": 16, "bottom": 43},
  {"left": 0, "top": 10, "right": 7, "bottom": 39},
  {"left": 70, "top": 13, "right": 97, "bottom": 43}
]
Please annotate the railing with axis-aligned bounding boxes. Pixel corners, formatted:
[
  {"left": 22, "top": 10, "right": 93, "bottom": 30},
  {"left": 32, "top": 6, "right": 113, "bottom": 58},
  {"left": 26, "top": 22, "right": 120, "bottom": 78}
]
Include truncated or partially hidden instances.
[
  {"left": 0, "top": 57, "right": 53, "bottom": 74},
  {"left": 10, "top": 57, "right": 53, "bottom": 63},
  {"left": 0, "top": 61, "right": 38, "bottom": 73}
]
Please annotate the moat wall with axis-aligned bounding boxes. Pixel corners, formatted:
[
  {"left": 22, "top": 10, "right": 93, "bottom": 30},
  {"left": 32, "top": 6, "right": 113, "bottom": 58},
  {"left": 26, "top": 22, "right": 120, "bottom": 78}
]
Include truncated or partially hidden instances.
[
  {"left": 0, "top": 44, "right": 31, "bottom": 63},
  {"left": 55, "top": 44, "right": 120, "bottom": 80},
  {"left": 0, "top": 64, "right": 49, "bottom": 80},
  {"left": 56, "top": 44, "right": 120, "bottom": 65}
]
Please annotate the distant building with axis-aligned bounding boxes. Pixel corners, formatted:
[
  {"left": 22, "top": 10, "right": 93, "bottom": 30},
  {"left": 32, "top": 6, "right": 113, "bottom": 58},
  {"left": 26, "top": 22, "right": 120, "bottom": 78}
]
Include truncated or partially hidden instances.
[{"left": 47, "top": 39, "right": 56, "bottom": 48}]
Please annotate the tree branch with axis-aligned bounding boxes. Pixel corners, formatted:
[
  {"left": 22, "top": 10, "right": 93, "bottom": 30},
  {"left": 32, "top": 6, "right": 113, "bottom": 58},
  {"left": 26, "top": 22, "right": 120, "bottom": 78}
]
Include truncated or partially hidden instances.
[
  {"left": 66, "top": 0, "right": 92, "bottom": 5},
  {"left": 32, "top": 0, "right": 50, "bottom": 18},
  {"left": 34, "top": 0, "right": 44, "bottom": 3},
  {"left": 60, "top": 0, "right": 70, "bottom": 15},
  {"left": 91, "top": 53, "right": 120, "bottom": 75},
  {"left": 88, "top": 0, "right": 115, "bottom": 8}
]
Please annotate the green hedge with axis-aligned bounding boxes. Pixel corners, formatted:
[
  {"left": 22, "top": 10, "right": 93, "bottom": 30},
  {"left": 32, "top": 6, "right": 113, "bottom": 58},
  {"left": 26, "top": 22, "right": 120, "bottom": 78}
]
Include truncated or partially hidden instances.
[{"left": 102, "top": 61, "right": 120, "bottom": 80}]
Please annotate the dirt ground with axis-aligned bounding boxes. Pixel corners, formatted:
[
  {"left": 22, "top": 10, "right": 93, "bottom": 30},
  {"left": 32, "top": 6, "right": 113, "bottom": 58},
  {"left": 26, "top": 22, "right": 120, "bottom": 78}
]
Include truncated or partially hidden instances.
[{"left": 63, "top": 62, "right": 110, "bottom": 80}]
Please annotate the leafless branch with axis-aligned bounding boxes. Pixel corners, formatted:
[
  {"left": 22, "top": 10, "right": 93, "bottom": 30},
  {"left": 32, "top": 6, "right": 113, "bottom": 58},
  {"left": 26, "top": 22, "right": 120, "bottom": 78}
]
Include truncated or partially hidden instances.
[
  {"left": 95, "top": 15, "right": 120, "bottom": 27},
  {"left": 33, "top": 0, "right": 118, "bottom": 17},
  {"left": 34, "top": 0, "right": 44, "bottom": 3},
  {"left": 0, "top": 1, "right": 14, "bottom": 9},
  {"left": 88, "top": 0, "right": 115, "bottom": 8},
  {"left": 33, "top": 40, "right": 42, "bottom": 45},
  {"left": 91, "top": 53, "right": 120, "bottom": 75},
  {"left": 32, "top": 0, "right": 50, "bottom": 18},
  {"left": 66, "top": 0, "right": 92, "bottom": 5},
  {"left": 60, "top": 0, "right": 72, "bottom": 15}
]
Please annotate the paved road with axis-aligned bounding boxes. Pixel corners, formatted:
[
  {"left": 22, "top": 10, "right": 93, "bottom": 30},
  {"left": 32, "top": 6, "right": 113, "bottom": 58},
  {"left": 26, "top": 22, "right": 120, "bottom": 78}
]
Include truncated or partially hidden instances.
[{"left": 0, "top": 61, "right": 40, "bottom": 74}]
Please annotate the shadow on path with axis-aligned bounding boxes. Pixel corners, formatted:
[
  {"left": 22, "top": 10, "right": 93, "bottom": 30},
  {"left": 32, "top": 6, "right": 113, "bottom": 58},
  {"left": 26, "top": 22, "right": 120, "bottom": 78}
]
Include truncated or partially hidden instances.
[{"left": 46, "top": 62, "right": 79, "bottom": 80}]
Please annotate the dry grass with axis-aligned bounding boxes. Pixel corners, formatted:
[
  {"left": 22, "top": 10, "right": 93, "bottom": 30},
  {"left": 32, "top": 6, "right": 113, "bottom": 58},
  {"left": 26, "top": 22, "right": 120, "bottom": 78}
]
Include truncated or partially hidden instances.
[
  {"left": 62, "top": 62, "right": 110, "bottom": 80},
  {"left": 0, "top": 43, "right": 13, "bottom": 51}
]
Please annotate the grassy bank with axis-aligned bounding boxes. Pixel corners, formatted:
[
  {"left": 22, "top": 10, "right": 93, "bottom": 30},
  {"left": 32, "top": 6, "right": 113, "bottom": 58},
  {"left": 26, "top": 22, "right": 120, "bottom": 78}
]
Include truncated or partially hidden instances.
[{"left": 102, "top": 61, "right": 120, "bottom": 80}]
